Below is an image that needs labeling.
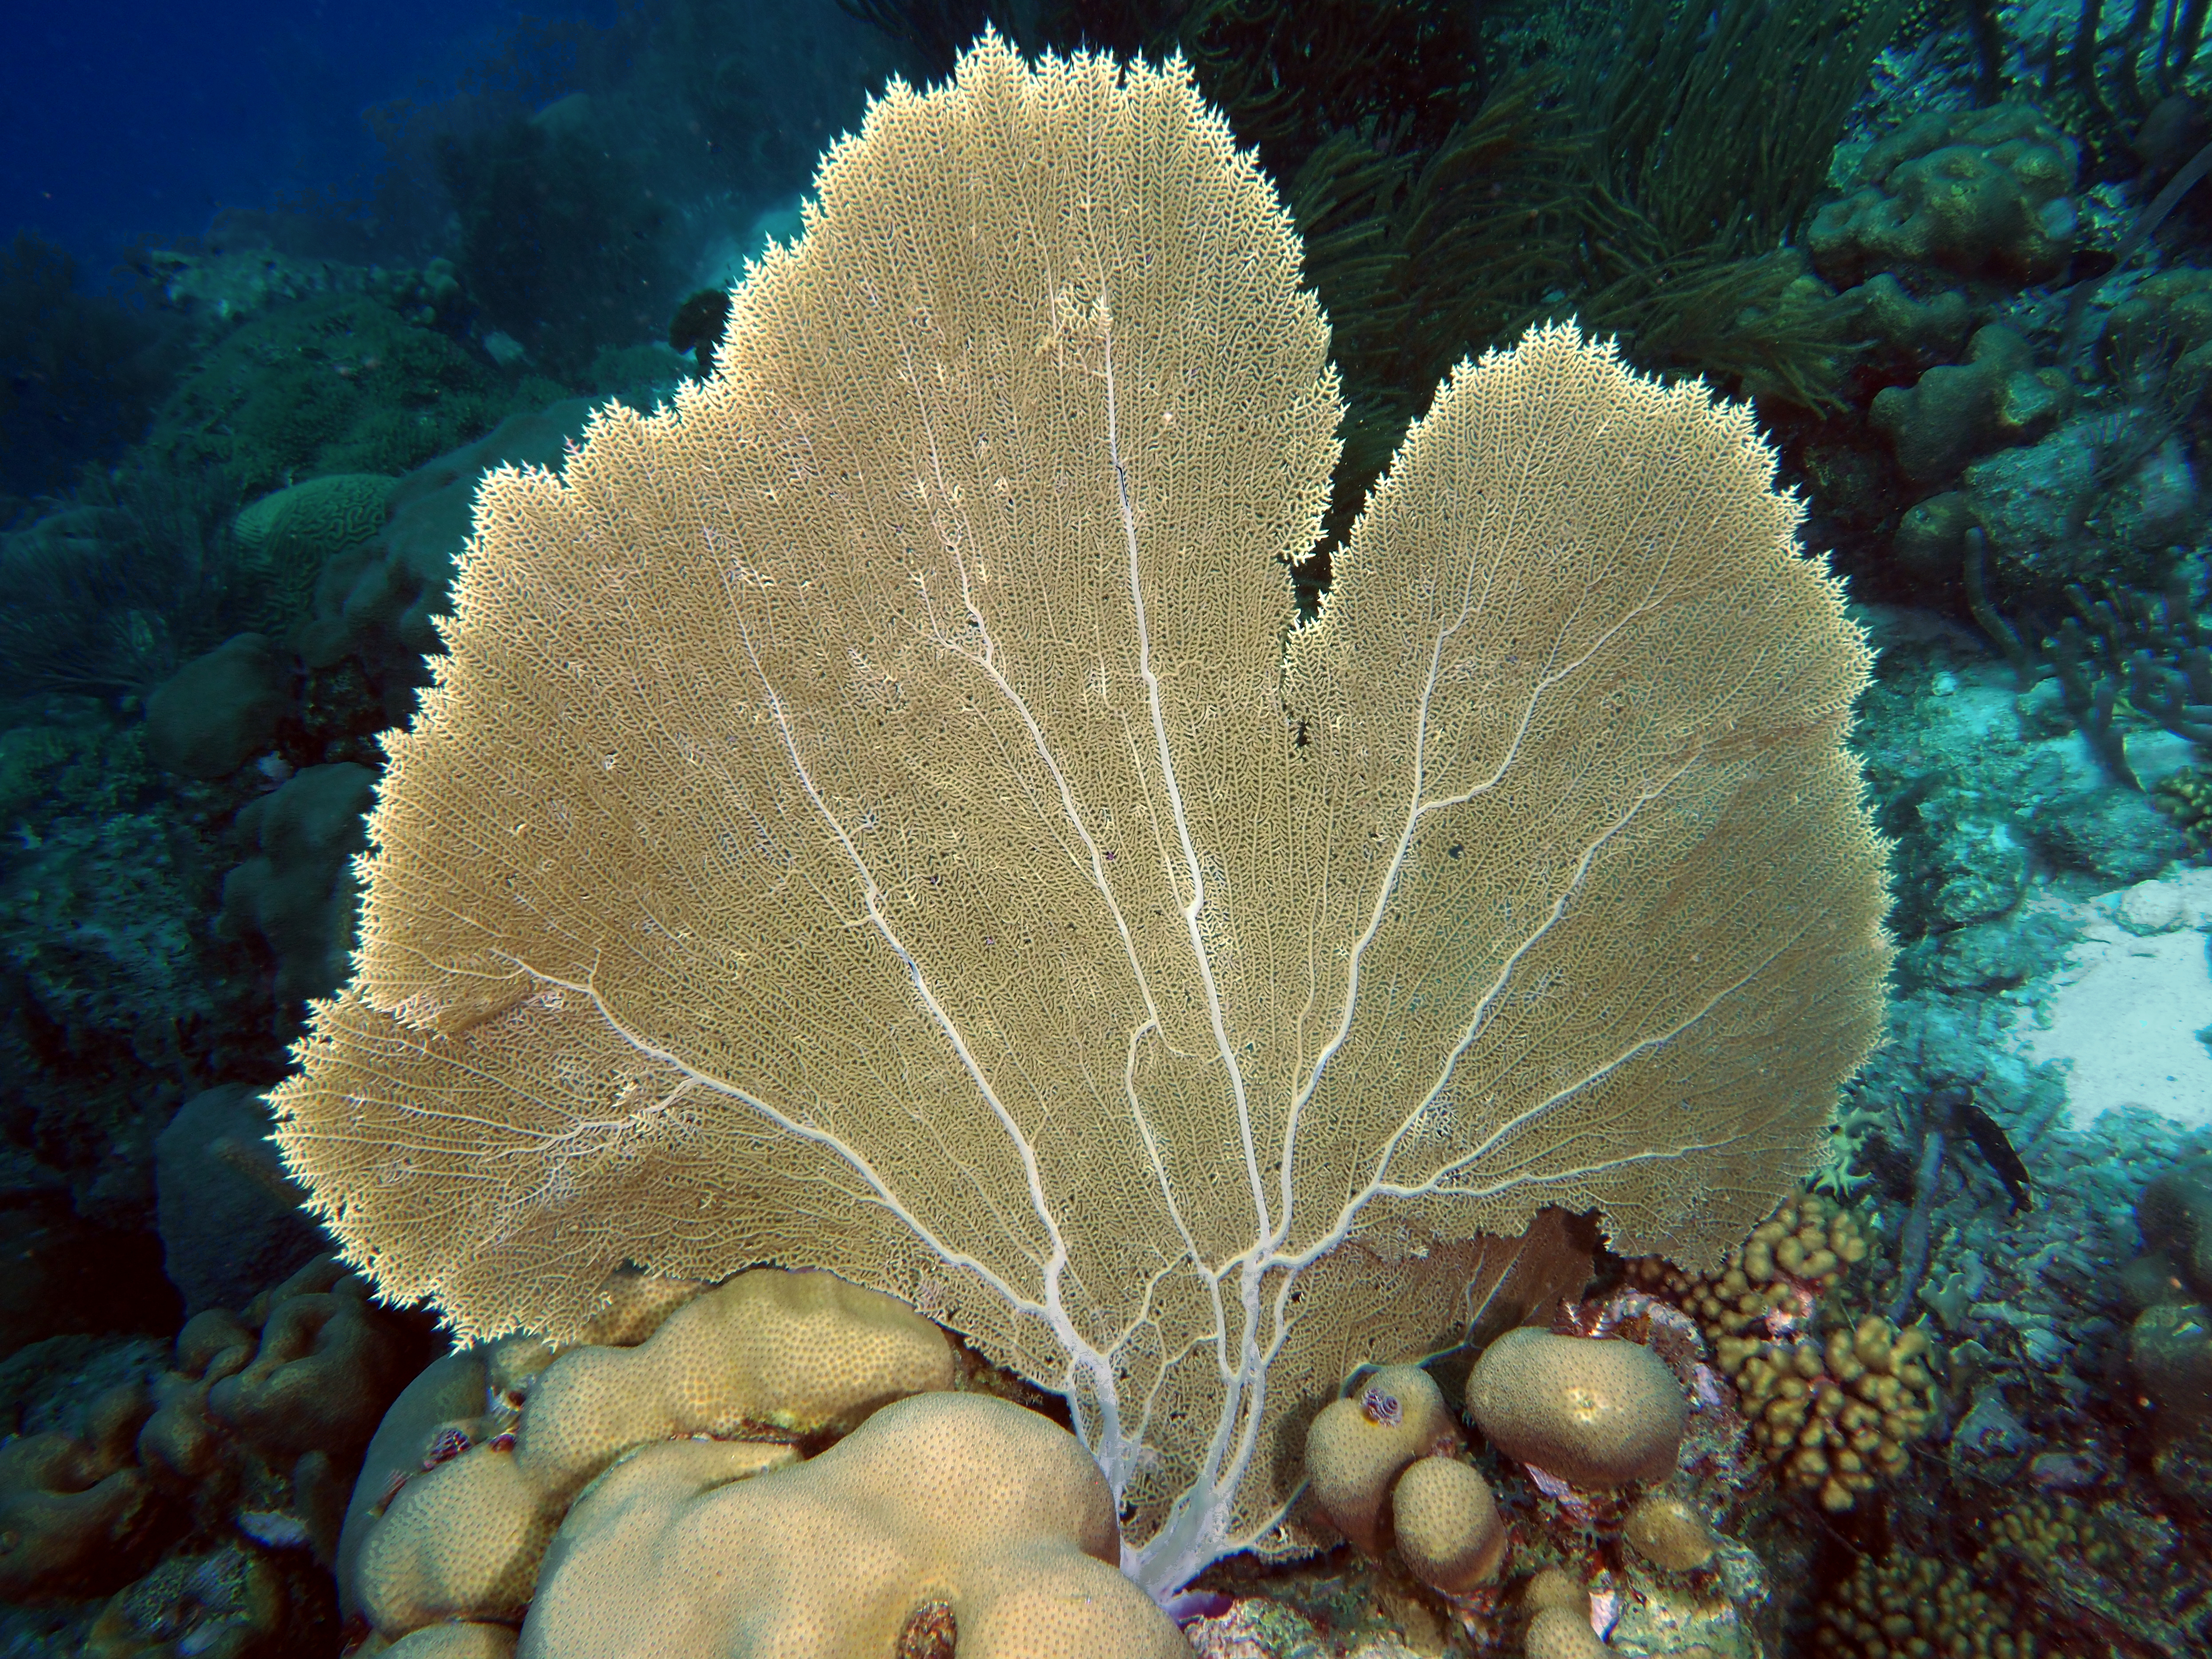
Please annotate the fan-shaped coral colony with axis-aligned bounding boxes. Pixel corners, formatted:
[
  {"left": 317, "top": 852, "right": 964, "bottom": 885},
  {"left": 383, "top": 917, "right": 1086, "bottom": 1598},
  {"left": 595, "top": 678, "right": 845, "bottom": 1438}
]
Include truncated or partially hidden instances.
[{"left": 6, "top": 5, "right": 2212, "bottom": 1658}]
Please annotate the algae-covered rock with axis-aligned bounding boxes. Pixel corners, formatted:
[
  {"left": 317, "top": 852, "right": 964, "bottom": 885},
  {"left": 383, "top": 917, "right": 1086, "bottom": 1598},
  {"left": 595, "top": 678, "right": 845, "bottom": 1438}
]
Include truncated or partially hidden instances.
[
  {"left": 149, "top": 294, "right": 566, "bottom": 496},
  {"left": 216, "top": 762, "right": 375, "bottom": 1003},
  {"left": 143, "top": 633, "right": 291, "bottom": 779}
]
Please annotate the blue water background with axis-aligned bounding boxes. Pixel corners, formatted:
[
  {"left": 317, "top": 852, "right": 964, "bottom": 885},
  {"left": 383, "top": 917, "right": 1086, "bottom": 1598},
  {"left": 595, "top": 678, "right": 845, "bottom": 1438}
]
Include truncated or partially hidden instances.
[{"left": 1, "top": 0, "right": 623, "bottom": 268}]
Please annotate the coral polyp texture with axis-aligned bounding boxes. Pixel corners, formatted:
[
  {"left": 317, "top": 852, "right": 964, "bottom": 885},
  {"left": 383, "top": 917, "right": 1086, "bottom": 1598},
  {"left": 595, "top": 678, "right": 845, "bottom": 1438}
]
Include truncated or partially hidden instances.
[
  {"left": 519, "top": 1391, "right": 1190, "bottom": 1658},
  {"left": 1465, "top": 1327, "right": 1690, "bottom": 1490},
  {"left": 1627, "top": 1193, "right": 1932, "bottom": 1510},
  {"left": 1388, "top": 1455, "right": 1508, "bottom": 1595},
  {"left": 1302, "top": 1363, "right": 1461, "bottom": 1555},
  {"left": 341, "top": 1268, "right": 956, "bottom": 1647},
  {"left": 1626, "top": 1191, "right": 1868, "bottom": 1353},
  {"left": 1814, "top": 1549, "right": 2036, "bottom": 1659},
  {"left": 1734, "top": 1315, "right": 1936, "bottom": 1511},
  {"left": 269, "top": 32, "right": 1889, "bottom": 1594}
]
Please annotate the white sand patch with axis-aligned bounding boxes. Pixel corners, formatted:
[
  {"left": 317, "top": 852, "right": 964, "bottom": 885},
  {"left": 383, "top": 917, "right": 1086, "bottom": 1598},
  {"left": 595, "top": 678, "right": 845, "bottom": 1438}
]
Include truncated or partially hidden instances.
[{"left": 2019, "top": 869, "right": 2212, "bottom": 1129}]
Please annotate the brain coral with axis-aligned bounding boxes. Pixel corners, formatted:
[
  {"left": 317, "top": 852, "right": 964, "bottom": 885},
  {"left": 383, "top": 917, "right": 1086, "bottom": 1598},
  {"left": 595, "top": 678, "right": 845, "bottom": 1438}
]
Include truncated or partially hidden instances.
[{"left": 232, "top": 473, "right": 392, "bottom": 614}]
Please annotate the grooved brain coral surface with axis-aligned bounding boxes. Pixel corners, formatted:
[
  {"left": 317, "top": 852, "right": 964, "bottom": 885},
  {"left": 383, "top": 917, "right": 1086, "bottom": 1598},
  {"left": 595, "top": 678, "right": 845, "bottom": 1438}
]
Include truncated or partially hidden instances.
[{"left": 270, "top": 31, "right": 1890, "bottom": 1566}]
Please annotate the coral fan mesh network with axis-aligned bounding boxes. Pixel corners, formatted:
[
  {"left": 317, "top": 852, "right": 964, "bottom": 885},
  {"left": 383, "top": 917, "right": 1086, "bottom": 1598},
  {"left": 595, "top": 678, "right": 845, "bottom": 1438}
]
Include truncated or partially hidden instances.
[
  {"left": 6, "top": 1, "right": 2212, "bottom": 1655},
  {"left": 271, "top": 31, "right": 1885, "bottom": 1602}
]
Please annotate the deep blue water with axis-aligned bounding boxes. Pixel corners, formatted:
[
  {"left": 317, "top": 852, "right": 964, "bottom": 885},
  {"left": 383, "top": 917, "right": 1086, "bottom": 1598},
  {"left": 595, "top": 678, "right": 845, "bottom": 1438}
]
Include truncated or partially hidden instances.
[{"left": 1, "top": 0, "right": 630, "bottom": 268}]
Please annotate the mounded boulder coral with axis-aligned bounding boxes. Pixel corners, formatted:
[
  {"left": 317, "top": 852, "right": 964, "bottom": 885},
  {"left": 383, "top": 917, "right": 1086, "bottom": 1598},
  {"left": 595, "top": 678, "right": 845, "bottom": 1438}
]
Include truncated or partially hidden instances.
[
  {"left": 357, "top": 1437, "right": 611, "bottom": 1635},
  {"left": 2136, "top": 1157, "right": 2212, "bottom": 1296},
  {"left": 1466, "top": 1328, "right": 1687, "bottom": 1490},
  {"left": 337, "top": 1348, "right": 513, "bottom": 1617},
  {"left": 511, "top": 1266, "right": 954, "bottom": 1504},
  {"left": 216, "top": 761, "right": 376, "bottom": 1004},
  {"left": 1809, "top": 104, "right": 2079, "bottom": 289},
  {"left": 153, "top": 1083, "right": 321, "bottom": 1317},
  {"left": 1838, "top": 274, "right": 1973, "bottom": 374},
  {"left": 1891, "top": 491, "right": 1982, "bottom": 588},
  {"left": 2128, "top": 1159, "right": 2212, "bottom": 1482},
  {"left": 148, "top": 292, "right": 564, "bottom": 497},
  {"left": 201, "top": 1257, "right": 426, "bottom": 1469},
  {"left": 1389, "top": 1454, "right": 1507, "bottom": 1595},
  {"left": 518, "top": 1391, "right": 1193, "bottom": 1658},
  {"left": 374, "top": 1626, "right": 519, "bottom": 1658},
  {"left": 1303, "top": 1363, "right": 1460, "bottom": 1554},
  {"left": 0, "top": 1260, "right": 427, "bottom": 1615},
  {"left": 1303, "top": 1366, "right": 1507, "bottom": 1595},
  {"left": 1525, "top": 1605, "right": 1610, "bottom": 1658},
  {"left": 347, "top": 1268, "right": 957, "bottom": 1645}
]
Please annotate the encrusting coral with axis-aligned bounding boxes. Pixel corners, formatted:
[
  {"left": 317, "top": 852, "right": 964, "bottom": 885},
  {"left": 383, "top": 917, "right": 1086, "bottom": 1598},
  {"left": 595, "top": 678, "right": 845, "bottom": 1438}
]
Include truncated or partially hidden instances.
[
  {"left": 1620, "top": 1488, "right": 1720, "bottom": 1572},
  {"left": 272, "top": 31, "right": 1891, "bottom": 1599}
]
